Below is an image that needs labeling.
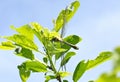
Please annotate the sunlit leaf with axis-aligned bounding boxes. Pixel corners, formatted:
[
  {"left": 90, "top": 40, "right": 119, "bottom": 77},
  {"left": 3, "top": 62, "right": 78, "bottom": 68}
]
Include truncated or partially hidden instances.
[
  {"left": 86, "top": 51, "right": 113, "bottom": 70},
  {"left": 30, "top": 22, "right": 43, "bottom": 32},
  {"left": 31, "top": 22, "right": 55, "bottom": 44},
  {"left": 53, "top": 1, "right": 80, "bottom": 32},
  {"left": 61, "top": 52, "right": 76, "bottom": 67},
  {"left": 59, "top": 71, "right": 71, "bottom": 78},
  {"left": 73, "top": 60, "right": 88, "bottom": 82},
  {"left": 4, "top": 34, "right": 38, "bottom": 51},
  {"left": 10, "top": 25, "right": 34, "bottom": 40},
  {"left": 23, "top": 60, "right": 47, "bottom": 72},
  {"left": 96, "top": 73, "right": 120, "bottom": 82},
  {"left": 0, "top": 41, "right": 15, "bottom": 50},
  {"left": 18, "top": 65, "right": 31, "bottom": 82},
  {"left": 15, "top": 47, "right": 35, "bottom": 60}
]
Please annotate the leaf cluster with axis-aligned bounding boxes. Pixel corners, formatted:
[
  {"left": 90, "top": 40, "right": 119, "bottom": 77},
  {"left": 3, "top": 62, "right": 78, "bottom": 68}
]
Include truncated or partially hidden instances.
[{"left": 0, "top": 1, "right": 114, "bottom": 82}]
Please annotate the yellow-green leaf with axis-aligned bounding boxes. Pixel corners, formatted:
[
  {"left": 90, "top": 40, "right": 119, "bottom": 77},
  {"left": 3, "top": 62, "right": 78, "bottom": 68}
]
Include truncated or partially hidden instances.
[
  {"left": 0, "top": 41, "right": 15, "bottom": 50},
  {"left": 86, "top": 51, "right": 113, "bottom": 70},
  {"left": 10, "top": 25, "right": 34, "bottom": 40},
  {"left": 4, "top": 34, "right": 38, "bottom": 51},
  {"left": 53, "top": 1, "right": 80, "bottom": 32}
]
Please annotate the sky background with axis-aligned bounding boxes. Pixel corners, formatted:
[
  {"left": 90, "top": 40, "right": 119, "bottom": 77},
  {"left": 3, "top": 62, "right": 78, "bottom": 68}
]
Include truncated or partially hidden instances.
[{"left": 0, "top": 0, "right": 120, "bottom": 82}]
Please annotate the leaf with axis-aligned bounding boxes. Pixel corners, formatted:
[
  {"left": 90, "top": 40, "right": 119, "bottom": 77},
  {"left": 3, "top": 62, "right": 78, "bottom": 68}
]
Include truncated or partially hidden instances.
[
  {"left": 0, "top": 41, "right": 15, "bottom": 50},
  {"left": 4, "top": 34, "right": 38, "bottom": 51},
  {"left": 61, "top": 52, "right": 76, "bottom": 67},
  {"left": 86, "top": 51, "right": 113, "bottom": 70},
  {"left": 63, "top": 80, "right": 68, "bottom": 82},
  {"left": 10, "top": 24, "right": 34, "bottom": 40},
  {"left": 114, "top": 46, "right": 120, "bottom": 55},
  {"left": 55, "top": 35, "right": 81, "bottom": 60},
  {"left": 63, "top": 35, "right": 82, "bottom": 50},
  {"left": 73, "top": 60, "right": 88, "bottom": 82},
  {"left": 43, "top": 57, "right": 48, "bottom": 64},
  {"left": 15, "top": 47, "right": 35, "bottom": 60},
  {"left": 96, "top": 73, "right": 120, "bottom": 82},
  {"left": 53, "top": 1, "right": 80, "bottom": 32},
  {"left": 31, "top": 22, "right": 52, "bottom": 44},
  {"left": 59, "top": 71, "right": 71, "bottom": 78},
  {"left": 45, "top": 75, "right": 56, "bottom": 82},
  {"left": 23, "top": 60, "right": 47, "bottom": 72},
  {"left": 18, "top": 65, "right": 31, "bottom": 82}
]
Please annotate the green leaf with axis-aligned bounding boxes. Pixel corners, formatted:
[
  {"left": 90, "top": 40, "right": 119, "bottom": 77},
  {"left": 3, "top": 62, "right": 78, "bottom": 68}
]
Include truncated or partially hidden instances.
[
  {"left": 86, "top": 51, "right": 113, "bottom": 70},
  {"left": 45, "top": 75, "right": 56, "bottom": 82},
  {"left": 61, "top": 52, "right": 76, "bottom": 67},
  {"left": 53, "top": 1, "right": 80, "bottom": 32},
  {"left": 96, "top": 73, "right": 120, "bottom": 82},
  {"left": 63, "top": 80, "right": 68, "bottom": 82},
  {"left": 114, "top": 46, "right": 120, "bottom": 55},
  {"left": 43, "top": 57, "right": 48, "bottom": 64},
  {"left": 59, "top": 71, "right": 71, "bottom": 78},
  {"left": 73, "top": 60, "right": 88, "bottom": 82},
  {"left": 23, "top": 60, "right": 47, "bottom": 72},
  {"left": 30, "top": 22, "right": 44, "bottom": 43},
  {"left": 63, "top": 35, "right": 81, "bottom": 50},
  {"left": 18, "top": 65, "right": 31, "bottom": 82},
  {"left": 4, "top": 34, "right": 38, "bottom": 51},
  {"left": 10, "top": 24, "right": 34, "bottom": 40},
  {"left": 55, "top": 35, "right": 81, "bottom": 60},
  {"left": 15, "top": 47, "right": 35, "bottom": 60},
  {"left": 0, "top": 41, "right": 15, "bottom": 50}
]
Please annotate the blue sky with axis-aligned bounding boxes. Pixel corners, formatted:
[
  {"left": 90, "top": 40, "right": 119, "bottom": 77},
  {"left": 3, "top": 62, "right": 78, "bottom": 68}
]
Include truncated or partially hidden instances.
[{"left": 0, "top": 0, "right": 120, "bottom": 82}]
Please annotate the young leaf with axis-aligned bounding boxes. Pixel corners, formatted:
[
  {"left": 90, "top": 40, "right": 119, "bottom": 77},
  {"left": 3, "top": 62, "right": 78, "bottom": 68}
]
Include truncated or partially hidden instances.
[
  {"left": 53, "top": 1, "right": 80, "bottom": 32},
  {"left": 61, "top": 52, "right": 76, "bottom": 67},
  {"left": 23, "top": 60, "right": 47, "bottom": 72},
  {"left": 86, "top": 51, "right": 113, "bottom": 70},
  {"left": 18, "top": 65, "right": 31, "bottom": 82},
  {"left": 10, "top": 24, "right": 34, "bottom": 40},
  {"left": 31, "top": 22, "right": 44, "bottom": 43},
  {"left": 0, "top": 41, "right": 15, "bottom": 50},
  {"left": 73, "top": 60, "right": 88, "bottom": 82},
  {"left": 59, "top": 71, "right": 71, "bottom": 78},
  {"left": 15, "top": 47, "right": 35, "bottom": 60},
  {"left": 4, "top": 34, "right": 38, "bottom": 51}
]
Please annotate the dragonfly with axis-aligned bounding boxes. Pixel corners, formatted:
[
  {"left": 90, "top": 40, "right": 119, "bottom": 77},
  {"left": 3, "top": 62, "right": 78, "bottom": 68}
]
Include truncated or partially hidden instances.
[
  {"left": 52, "top": 7, "right": 79, "bottom": 71},
  {"left": 52, "top": 7, "right": 79, "bottom": 50}
]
